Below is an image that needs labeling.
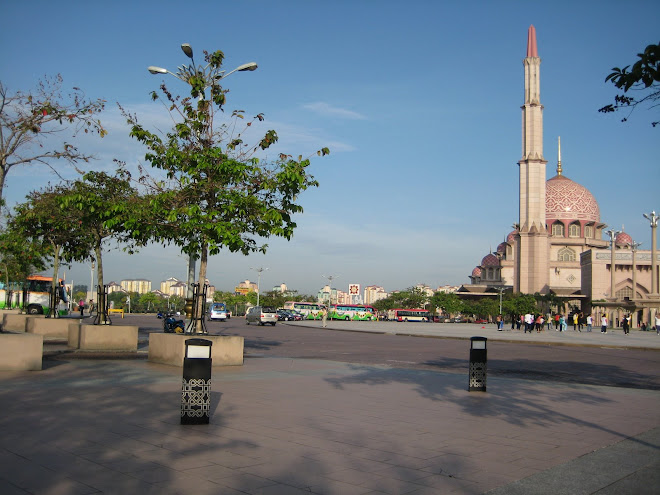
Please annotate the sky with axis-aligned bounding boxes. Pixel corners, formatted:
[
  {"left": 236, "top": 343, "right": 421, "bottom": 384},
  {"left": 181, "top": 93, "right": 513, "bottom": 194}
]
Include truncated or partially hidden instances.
[{"left": 1, "top": 0, "right": 658, "bottom": 296}]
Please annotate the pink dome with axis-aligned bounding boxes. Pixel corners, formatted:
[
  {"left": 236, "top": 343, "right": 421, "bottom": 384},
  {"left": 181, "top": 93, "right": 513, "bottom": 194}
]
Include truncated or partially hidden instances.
[
  {"left": 496, "top": 242, "right": 507, "bottom": 254},
  {"left": 471, "top": 266, "right": 482, "bottom": 277},
  {"left": 506, "top": 230, "right": 517, "bottom": 243},
  {"left": 546, "top": 175, "right": 600, "bottom": 223},
  {"left": 481, "top": 253, "right": 499, "bottom": 267},
  {"left": 616, "top": 232, "right": 632, "bottom": 246}
]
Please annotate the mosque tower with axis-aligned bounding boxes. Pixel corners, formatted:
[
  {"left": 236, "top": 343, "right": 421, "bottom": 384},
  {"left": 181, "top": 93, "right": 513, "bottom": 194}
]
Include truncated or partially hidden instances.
[{"left": 514, "top": 25, "right": 550, "bottom": 294}]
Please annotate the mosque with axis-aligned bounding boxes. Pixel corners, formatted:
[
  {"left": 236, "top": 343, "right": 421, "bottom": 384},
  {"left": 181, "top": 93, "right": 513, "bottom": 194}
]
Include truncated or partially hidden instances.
[{"left": 459, "top": 26, "right": 659, "bottom": 327}]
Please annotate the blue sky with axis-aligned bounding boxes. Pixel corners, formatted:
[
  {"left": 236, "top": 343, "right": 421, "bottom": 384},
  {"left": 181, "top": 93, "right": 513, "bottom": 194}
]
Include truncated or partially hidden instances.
[{"left": 1, "top": 1, "right": 658, "bottom": 296}]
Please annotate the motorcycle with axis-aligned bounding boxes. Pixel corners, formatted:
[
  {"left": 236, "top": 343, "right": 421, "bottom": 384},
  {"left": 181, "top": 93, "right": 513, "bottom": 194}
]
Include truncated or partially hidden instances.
[{"left": 163, "top": 313, "right": 185, "bottom": 333}]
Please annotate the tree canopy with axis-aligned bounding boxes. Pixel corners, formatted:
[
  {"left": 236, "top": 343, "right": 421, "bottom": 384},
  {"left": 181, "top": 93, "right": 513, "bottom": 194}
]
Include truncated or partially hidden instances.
[
  {"left": 599, "top": 42, "right": 660, "bottom": 126},
  {"left": 122, "top": 46, "right": 328, "bottom": 332},
  {"left": 0, "top": 75, "right": 106, "bottom": 211}
]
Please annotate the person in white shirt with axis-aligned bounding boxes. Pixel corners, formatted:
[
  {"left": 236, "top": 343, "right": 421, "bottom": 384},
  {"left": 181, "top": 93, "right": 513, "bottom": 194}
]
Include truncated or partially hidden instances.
[
  {"left": 586, "top": 314, "right": 593, "bottom": 332},
  {"left": 601, "top": 314, "right": 608, "bottom": 333},
  {"left": 655, "top": 314, "right": 660, "bottom": 335}
]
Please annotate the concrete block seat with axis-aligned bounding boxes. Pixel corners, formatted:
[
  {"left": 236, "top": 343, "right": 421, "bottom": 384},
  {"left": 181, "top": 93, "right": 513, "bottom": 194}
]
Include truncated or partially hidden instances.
[
  {"left": 68, "top": 324, "right": 139, "bottom": 351},
  {"left": 148, "top": 333, "right": 244, "bottom": 367},
  {"left": 0, "top": 332, "right": 43, "bottom": 370}
]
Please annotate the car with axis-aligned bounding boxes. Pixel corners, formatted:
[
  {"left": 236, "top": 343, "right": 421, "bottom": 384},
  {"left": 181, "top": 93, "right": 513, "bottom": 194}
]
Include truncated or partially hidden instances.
[
  {"left": 246, "top": 306, "right": 277, "bottom": 326},
  {"left": 208, "top": 303, "right": 229, "bottom": 321},
  {"left": 277, "top": 309, "right": 302, "bottom": 321}
]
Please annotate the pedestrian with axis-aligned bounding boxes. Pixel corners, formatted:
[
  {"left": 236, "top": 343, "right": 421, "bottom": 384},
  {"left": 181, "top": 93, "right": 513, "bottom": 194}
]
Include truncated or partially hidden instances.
[
  {"left": 572, "top": 312, "right": 578, "bottom": 331},
  {"left": 622, "top": 315, "right": 630, "bottom": 335},
  {"left": 554, "top": 313, "right": 560, "bottom": 330},
  {"left": 586, "top": 314, "right": 593, "bottom": 332},
  {"left": 640, "top": 321, "right": 647, "bottom": 332},
  {"left": 89, "top": 299, "right": 95, "bottom": 316},
  {"left": 321, "top": 307, "right": 327, "bottom": 328},
  {"left": 578, "top": 312, "right": 584, "bottom": 332},
  {"left": 558, "top": 314, "right": 565, "bottom": 332},
  {"left": 510, "top": 312, "right": 516, "bottom": 330},
  {"left": 78, "top": 299, "right": 85, "bottom": 317},
  {"left": 601, "top": 314, "right": 608, "bottom": 333},
  {"left": 655, "top": 314, "right": 660, "bottom": 335}
]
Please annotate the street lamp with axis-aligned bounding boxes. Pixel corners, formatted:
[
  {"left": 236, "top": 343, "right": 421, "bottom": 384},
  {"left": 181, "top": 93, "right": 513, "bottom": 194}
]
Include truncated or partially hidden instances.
[
  {"left": 322, "top": 274, "right": 338, "bottom": 306},
  {"left": 643, "top": 211, "right": 658, "bottom": 295},
  {"left": 605, "top": 228, "right": 621, "bottom": 300},
  {"left": 494, "top": 286, "right": 505, "bottom": 316},
  {"left": 147, "top": 43, "right": 258, "bottom": 313},
  {"left": 250, "top": 267, "right": 268, "bottom": 306}
]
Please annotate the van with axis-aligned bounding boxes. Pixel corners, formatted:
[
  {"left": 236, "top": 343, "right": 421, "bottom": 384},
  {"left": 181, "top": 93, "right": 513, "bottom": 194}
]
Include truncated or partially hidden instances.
[{"left": 246, "top": 306, "right": 277, "bottom": 326}]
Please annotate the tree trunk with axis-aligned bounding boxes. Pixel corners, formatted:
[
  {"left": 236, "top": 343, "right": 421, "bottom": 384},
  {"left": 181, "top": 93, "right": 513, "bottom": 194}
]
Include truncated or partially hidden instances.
[
  {"left": 195, "top": 243, "right": 208, "bottom": 333},
  {"left": 49, "top": 243, "right": 61, "bottom": 318},
  {"left": 94, "top": 237, "right": 105, "bottom": 324}
]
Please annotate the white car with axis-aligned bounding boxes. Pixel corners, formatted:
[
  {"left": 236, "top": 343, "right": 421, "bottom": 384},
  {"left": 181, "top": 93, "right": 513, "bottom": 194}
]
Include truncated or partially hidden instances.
[
  {"left": 208, "top": 303, "right": 229, "bottom": 321},
  {"left": 246, "top": 306, "right": 277, "bottom": 326}
]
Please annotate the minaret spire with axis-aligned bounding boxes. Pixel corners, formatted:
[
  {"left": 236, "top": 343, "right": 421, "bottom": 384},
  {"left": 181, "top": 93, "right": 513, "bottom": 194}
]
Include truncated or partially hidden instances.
[
  {"left": 527, "top": 25, "right": 538, "bottom": 58},
  {"left": 557, "top": 136, "right": 562, "bottom": 176}
]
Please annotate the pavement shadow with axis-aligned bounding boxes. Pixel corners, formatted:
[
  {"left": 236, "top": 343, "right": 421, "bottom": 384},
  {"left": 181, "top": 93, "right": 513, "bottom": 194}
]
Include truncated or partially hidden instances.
[{"left": 421, "top": 356, "right": 660, "bottom": 390}]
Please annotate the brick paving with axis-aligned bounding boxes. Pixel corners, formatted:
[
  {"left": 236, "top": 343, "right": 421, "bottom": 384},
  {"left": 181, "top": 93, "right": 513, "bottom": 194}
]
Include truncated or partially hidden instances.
[{"left": 0, "top": 352, "right": 658, "bottom": 494}]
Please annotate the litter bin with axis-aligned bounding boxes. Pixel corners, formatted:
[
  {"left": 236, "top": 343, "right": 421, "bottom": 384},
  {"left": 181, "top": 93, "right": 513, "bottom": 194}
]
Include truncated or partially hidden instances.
[
  {"left": 181, "top": 338, "right": 213, "bottom": 424},
  {"left": 468, "top": 336, "right": 487, "bottom": 392}
]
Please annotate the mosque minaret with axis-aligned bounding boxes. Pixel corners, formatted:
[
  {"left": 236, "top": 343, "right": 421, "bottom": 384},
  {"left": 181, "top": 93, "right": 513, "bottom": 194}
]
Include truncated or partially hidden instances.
[{"left": 514, "top": 25, "right": 549, "bottom": 294}]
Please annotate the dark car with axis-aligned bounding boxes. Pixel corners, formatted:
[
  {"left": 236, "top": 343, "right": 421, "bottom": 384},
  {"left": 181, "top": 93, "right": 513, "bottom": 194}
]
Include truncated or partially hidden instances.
[{"left": 277, "top": 309, "right": 302, "bottom": 321}]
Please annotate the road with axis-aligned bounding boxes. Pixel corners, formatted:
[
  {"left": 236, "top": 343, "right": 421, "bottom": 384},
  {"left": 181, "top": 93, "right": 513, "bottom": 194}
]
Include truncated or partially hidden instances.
[{"left": 121, "top": 314, "right": 660, "bottom": 390}]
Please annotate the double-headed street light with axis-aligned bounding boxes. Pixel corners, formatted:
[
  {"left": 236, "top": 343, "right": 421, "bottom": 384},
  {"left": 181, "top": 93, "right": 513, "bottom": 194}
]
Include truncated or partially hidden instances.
[
  {"left": 643, "top": 211, "right": 658, "bottom": 295},
  {"left": 250, "top": 267, "right": 268, "bottom": 306},
  {"left": 147, "top": 43, "right": 257, "bottom": 311}
]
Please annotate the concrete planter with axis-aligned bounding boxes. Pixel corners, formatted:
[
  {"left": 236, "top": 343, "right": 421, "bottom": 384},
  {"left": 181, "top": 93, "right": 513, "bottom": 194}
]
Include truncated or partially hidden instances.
[
  {"left": 2, "top": 313, "right": 44, "bottom": 333},
  {"left": 0, "top": 333, "right": 43, "bottom": 370},
  {"left": 148, "top": 333, "right": 244, "bottom": 367},
  {"left": 76, "top": 324, "right": 138, "bottom": 351},
  {"left": 26, "top": 318, "right": 78, "bottom": 340}
]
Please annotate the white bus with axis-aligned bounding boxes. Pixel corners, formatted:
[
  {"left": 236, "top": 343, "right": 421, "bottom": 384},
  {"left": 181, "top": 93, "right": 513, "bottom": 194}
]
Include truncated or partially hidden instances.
[{"left": 283, "top": 301, "right": 325, "bottom": 320}]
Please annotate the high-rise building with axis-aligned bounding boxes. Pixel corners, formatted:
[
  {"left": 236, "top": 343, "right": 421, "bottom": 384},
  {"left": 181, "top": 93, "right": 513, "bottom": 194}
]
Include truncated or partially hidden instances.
[
  {"left": 121, "top": 279, "right": 152, "bottom": 294},
  {"left": 364, "top": 285, "right": 388, "bottom": 305}
]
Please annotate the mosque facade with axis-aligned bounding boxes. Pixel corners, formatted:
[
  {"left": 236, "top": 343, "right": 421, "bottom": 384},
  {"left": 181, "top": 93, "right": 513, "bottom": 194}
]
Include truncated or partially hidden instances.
[{"left": 460, "top": 26, "right": 659, "bottom": 326}]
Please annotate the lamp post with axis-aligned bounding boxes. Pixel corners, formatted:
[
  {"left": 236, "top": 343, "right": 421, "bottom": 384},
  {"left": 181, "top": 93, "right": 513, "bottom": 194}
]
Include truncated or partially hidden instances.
[
  {"left": 322, "top": 274, "right": 337, "bottom": 306},
  {"left": 643, "top": 211, "right": 658, "bottom": 295},
  {"left": 495, "top": 286, "right": 505, "bottom": 316},
  {"left": 250, "top": 267, "right": 268, "bottom": 306},
  {"left": 606, "top": 229, "right": 621, "bottom": 301},
  {"left": 148, "top": 44, "right": 257, "bottom": 316}
]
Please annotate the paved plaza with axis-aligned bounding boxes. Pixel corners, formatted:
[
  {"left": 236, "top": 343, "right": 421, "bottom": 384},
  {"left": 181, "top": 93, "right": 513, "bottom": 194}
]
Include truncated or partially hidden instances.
[{"left": 1, "top": 320, "right": 659, "bottom": 494}]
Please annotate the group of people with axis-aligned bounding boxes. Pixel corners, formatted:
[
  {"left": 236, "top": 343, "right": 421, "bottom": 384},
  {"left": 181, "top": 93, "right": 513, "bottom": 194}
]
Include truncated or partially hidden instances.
[{"left": 506, "top": 312, "right": 596, "bottom": 333}]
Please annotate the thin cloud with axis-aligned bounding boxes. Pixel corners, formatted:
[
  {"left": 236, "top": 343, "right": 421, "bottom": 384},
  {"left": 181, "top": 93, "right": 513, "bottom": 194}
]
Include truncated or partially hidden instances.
[{"left": 303, "top": 102, "right": 367, "bottom": 120}]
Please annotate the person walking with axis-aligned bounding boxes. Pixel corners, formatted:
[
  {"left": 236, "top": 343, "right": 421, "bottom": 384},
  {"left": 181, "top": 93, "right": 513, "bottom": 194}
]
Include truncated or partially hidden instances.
[
  {"left": 655, "top": 313, "right": 660, "bottom": 335},
  {"left": 78, "top": 299, "right": 85, "bottom": 317},
  {"left": 622, "top": 315, "right": 630, "bottom": 335},
  {"left": 321, "top": 307, "right": 328, "bottom": 328},
  {"left": 586, "top": 314, "right": 593, "bottom": 332},
  {"left": 572, "top": 312, "right": 578, "bottom": 331},
  {"left": 554, "top": 313, "right": 560, "bottom": 330},
  {"left": 578, "top": 312, "right": 584, "bottom": 332},
  {"left": 601, "top": 314, "right": 608, "bottom": 333},
  {"left": 559, "top": 314, "right": 566, "bottom": 332}
]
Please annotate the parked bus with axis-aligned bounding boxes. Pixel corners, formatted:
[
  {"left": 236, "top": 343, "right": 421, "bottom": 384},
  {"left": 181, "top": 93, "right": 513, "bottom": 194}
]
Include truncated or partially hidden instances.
[
  {"left": 387, "top": 308, "right": 430, "bottom": 322},
  {"left": 329, "top": 304, "right": 377, "bottom": 321},
  {"left": 0, "top": 275, "right": 68, "bottom": 315},
  {"left": 283, "top": 301, "right": 325, "bottom": 320}
]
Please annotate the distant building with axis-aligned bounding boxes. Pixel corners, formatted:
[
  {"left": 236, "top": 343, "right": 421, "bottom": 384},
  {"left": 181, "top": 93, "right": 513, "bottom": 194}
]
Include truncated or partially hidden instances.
[
  {"left": 121, "top": 279, "right": 152, "bottom": 294},
  {"left": 106, "top": 281, "right": 124, "bottom": 294},
  {"left": 272, "top": 283, "right": 288, "bottom": 293},
  {"left": 415, "top": 284, "right": 434, "bottom": 297},
  {"left": 364, "top": 285, "right": 388, "bottom": 305},
  {"left": 160, "top": 277, "right": 181, "bottom": 294},
  {"left": 436, "top": 285, "right": 459, "bottom": 294}
]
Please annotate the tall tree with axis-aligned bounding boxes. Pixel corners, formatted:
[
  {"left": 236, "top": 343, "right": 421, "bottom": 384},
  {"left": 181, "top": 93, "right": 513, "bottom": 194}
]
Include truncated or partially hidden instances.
[
  {"left": 58, "top": 169, "right": 143, "bottom": 322},
  {"left": 599, "top": 42, "right": 659, "bottom": 126},
  {"left": 0, "top": 75, "right": 107, "bottom": 209},
  {"left": 122, "top": 47, "right": 328, "bottom": 332},
  {"left": 8, "top": 184, "right": 92, "bottom": 304}
]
